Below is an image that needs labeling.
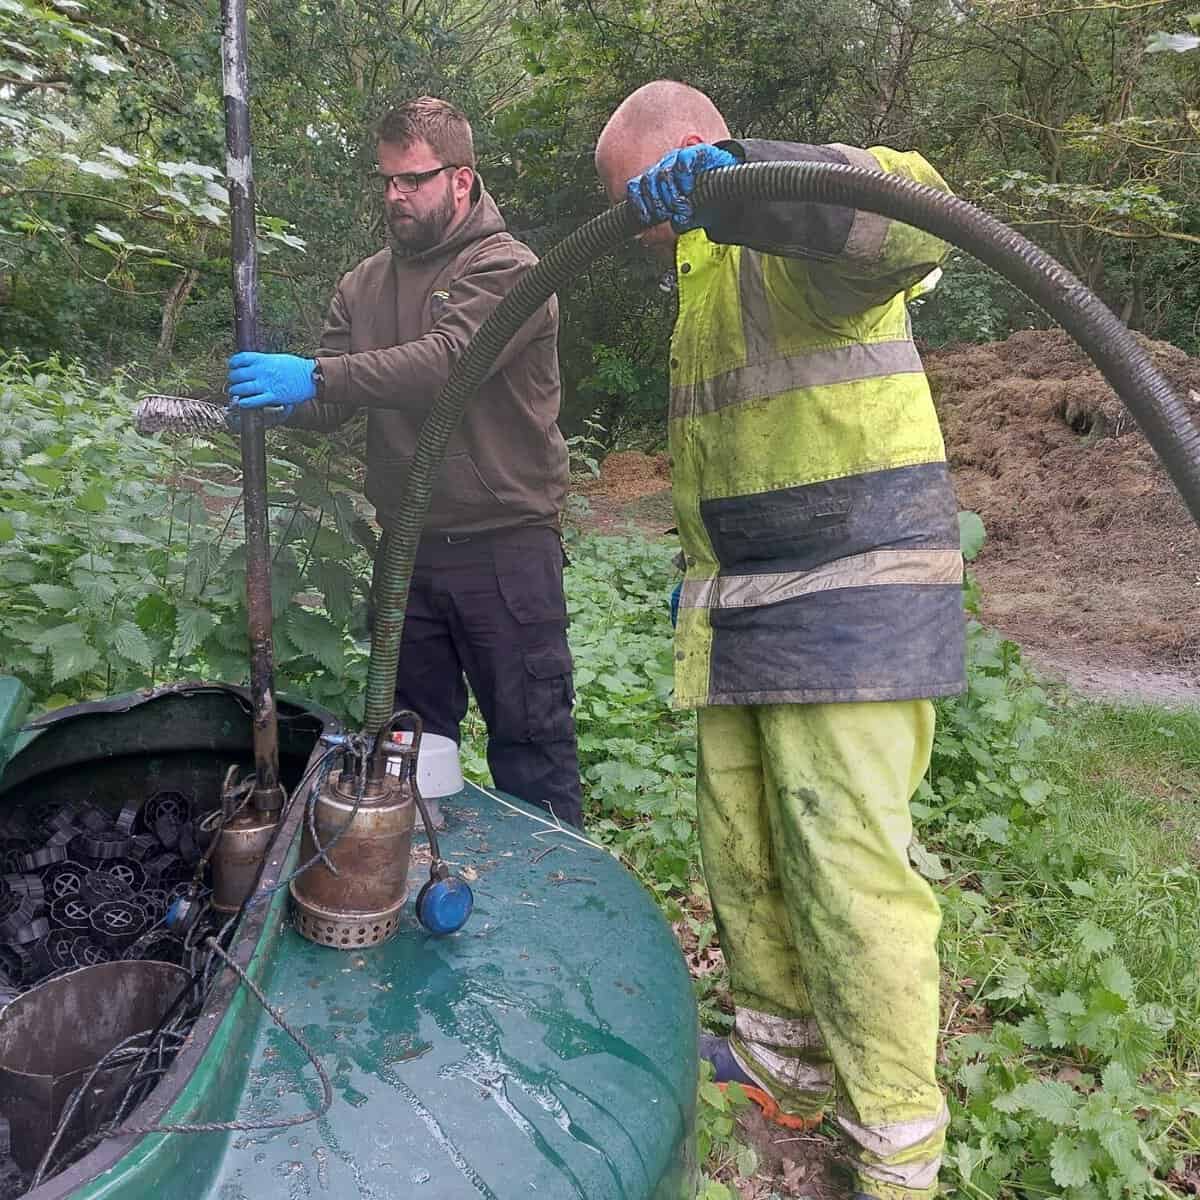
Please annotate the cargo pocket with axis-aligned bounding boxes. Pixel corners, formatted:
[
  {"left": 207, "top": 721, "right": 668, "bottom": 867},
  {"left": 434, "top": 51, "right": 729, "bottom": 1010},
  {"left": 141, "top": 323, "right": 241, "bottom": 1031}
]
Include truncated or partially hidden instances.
[
  {"left": 495, "top": 540, "right": 568, "bottom": 625},
  {"left": 523, "top": 645, "right": 576, "bottom": 742}
]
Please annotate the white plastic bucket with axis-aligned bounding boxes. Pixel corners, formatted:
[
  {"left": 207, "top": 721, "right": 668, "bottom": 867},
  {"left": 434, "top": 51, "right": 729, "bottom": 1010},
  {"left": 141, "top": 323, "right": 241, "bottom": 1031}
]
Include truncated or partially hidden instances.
[{"left": 386, "top": 731, "right": 464, "bottom": 798}]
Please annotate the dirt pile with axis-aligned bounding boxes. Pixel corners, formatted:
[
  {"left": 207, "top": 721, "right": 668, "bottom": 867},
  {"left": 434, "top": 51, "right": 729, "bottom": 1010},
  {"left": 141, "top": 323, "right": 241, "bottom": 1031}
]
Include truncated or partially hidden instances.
[
  {"left": 927, "top": 329, "right": 1200, "bottom": 669},
  {"left": 574, "top": 450, "right": 673, "bottom": 533},
  {"left": 590, "top": 450, "right": 671, "bottom": 501}
]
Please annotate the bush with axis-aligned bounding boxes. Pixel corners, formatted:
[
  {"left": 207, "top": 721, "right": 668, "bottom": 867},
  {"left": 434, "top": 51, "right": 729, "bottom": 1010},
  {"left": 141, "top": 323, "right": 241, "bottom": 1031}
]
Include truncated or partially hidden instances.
[
  {"left": 910, "top": 251, "right": 1044, "bottom": 348},
  {"left": 0, "top": 354, "right": 372, "bottom": 721}
]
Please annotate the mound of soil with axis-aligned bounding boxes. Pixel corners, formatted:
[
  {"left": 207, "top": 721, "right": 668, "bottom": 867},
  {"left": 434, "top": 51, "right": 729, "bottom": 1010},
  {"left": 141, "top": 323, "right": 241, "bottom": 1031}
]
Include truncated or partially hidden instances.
[
  {"left": 592, "top": 450, "right": 671, "bottom": 498},
  {"left": 575, "top": 450, "right": 673, "bottom": 534},
  {"left": 927, "top": 329, "right": 1200, "bottom": 671}
]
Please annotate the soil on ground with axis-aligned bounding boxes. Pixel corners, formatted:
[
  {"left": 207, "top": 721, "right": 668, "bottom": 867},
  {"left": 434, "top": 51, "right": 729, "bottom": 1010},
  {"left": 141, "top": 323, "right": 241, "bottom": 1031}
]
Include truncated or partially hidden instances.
[
  {"left": 927, "top": 328, "right": 1200, "bottom": 705},
  {"left": 722, "top": 1110, "right": 846, "bottom": 1200},
  {"left": 573, "top": 450, "right": 674, "bottom": 532},
  {"left": 578, "top": 329, "right": 1200, "bottom": 707}
]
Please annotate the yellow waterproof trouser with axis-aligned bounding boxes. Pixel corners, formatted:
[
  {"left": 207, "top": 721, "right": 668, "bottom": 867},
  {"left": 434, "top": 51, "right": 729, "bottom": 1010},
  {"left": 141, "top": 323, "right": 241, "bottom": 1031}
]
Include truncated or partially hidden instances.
[{"left": 696, "top": 700, "right": 947, "bottom": 1199}]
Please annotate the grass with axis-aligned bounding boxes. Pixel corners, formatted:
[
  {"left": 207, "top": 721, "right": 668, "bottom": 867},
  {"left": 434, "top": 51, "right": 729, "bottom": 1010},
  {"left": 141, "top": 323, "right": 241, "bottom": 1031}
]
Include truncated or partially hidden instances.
[
  {"left": 1065, "top": 703, "right": 1200, "bottom": 804},
  {"left": 994, "top": 702, "right": 1200, "bottom": 1070}
]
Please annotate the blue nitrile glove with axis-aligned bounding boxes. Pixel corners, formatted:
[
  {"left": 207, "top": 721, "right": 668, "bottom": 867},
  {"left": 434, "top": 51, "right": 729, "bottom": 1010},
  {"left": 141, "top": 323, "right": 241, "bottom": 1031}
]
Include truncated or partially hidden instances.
[
  {"left": 223, "top": 403, "right": 292, "bottom": 434},
  {"left": 670, "top": 581, "right": 682, "bottom": 628},
  {"left": 227, "top": 351, "right": 317, "bottom": 411},
  {"left": 627, "top": 144, "right": 740, "bottom": 233}
]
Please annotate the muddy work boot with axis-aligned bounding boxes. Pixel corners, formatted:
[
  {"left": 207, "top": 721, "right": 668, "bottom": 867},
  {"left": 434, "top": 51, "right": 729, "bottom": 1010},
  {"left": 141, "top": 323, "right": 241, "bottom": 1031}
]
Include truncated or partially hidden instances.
[{"left": 699, "top": 1033, "right": 823, "bottom": 1131}]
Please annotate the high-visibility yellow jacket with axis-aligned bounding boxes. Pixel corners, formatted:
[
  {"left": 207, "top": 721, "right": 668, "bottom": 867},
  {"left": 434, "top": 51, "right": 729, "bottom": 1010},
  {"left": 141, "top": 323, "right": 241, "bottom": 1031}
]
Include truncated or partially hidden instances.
[{"left": 670, "top": 139, "right": 967, "bottom": 709}]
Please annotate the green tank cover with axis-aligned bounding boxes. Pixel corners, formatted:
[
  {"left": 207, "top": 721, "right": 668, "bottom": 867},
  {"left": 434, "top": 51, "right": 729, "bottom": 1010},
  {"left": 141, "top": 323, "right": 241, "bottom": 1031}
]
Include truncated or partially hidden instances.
[{"left": 74, "top": 786, "right": 699, "bottom": 1200}]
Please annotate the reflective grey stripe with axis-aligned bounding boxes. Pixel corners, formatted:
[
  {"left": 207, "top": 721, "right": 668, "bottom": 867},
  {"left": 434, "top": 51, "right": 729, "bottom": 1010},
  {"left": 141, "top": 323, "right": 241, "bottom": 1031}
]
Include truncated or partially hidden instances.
[
  {"left": 670, "top": 337, "right": 923, "bottom": 417},
  {"left": 830, "top": 142, "right": 880, "bottom": 173},
  {"left": 839, "top": 1105, "right": 949, "bottom": 1157},
  {"left": 736, "top": 1006, "right": 827, "bottom": 1052},
  {"left": 680, "top": 548, "right": 963, "bottom": 610},
  {"left": 734, "top": 1040, "right": 836, "bottom": 1095},
  {"left": 839, "top": 1104, "right": 949, "bottom": 1189},
  {"left": 857, "top": 1156, "right": 942, "bottom": 1191},
  {"left": 830, "top": 143, "right": 889, "bottom": 263},
  {"left": 738, "top": 248, "right": 773, "bottom": 365}
]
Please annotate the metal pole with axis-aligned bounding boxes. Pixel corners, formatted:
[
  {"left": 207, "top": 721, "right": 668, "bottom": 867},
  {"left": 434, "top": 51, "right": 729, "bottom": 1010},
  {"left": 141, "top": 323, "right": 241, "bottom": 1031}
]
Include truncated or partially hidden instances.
[{"left": 221, "top": 0, "right": 283, "bottom": 813}]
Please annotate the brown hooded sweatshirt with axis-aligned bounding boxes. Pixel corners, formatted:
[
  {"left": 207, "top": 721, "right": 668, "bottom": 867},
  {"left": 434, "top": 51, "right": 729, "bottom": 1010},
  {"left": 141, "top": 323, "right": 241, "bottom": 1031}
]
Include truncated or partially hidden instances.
[{"left": 291, "top": 182, "right": 568, "bottom": 536}]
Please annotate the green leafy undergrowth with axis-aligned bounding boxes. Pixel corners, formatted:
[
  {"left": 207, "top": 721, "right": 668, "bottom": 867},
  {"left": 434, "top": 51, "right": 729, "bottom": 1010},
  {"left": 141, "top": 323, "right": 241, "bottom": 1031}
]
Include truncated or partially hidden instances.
[
  {"left": 0, "top": 354, "right": 372, "bottom": 721},
  {"left": 560, "top": 532, "right": 699, "bottom": 900},
  {"left": 8, "top": 358, "right": 1200, "bottom": 1197},
  {"left": 695, "top": 1062, "right": 758, "bottom": 1198},
  {"left": 923, "top": 632, "right": 1200, "bottom": 1197}
]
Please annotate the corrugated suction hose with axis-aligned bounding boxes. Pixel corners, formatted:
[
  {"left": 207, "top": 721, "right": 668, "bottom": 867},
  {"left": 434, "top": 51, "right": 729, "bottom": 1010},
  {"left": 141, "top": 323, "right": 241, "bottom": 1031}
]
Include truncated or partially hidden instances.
[{"left": 365, "top": 162, "right": 1200, "bottom": 728}]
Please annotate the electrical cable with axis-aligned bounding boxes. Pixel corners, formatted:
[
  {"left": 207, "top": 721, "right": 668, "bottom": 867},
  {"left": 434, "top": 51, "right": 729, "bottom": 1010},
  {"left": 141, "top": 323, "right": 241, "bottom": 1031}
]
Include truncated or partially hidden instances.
[
  {"left": 412, "top": 788, "right": 441, "bottom": 866},
  {"left": 114, "top": 937, "right": 332, "bottom": 1136},
  {"left": 31, "top": 934, "right": 332, "bottom": 1186},
  {"left": 249, "top": 736, "right": 369, "bottom": 903}
]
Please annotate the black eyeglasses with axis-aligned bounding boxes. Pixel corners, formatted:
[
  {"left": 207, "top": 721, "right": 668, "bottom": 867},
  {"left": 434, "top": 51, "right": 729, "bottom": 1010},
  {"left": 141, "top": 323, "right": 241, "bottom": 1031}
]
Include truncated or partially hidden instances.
[{"left": 373, "top": 165, "right": 462, "bottom": 195}]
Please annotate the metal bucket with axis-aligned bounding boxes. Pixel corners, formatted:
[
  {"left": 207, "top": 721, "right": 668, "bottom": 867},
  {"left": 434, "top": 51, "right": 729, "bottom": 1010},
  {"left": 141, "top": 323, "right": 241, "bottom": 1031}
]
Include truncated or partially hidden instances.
[{"left": 0, "top": 960, "right": 189, "bottom": 1171}]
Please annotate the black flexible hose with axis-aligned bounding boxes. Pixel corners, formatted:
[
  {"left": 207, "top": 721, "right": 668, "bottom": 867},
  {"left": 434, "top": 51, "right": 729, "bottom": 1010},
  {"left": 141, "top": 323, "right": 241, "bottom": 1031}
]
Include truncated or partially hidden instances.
[
  {"left": 364, "top": 199, "right": 642, "bottom": 725},
  {"left": 364, "top": 161, "right": 1200, "bottom": 726}
]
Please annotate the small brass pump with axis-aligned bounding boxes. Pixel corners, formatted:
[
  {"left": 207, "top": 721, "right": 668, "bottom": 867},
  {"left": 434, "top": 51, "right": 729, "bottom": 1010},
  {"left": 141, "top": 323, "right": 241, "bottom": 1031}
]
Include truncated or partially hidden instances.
[{"left": 289, "top": 714, "right": 420, "bottom": 949}]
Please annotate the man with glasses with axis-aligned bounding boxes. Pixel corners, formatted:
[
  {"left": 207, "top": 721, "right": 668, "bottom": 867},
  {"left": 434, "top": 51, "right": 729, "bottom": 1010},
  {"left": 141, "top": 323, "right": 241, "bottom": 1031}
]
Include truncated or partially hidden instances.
[{"left": 225, "top": 97, "right": 583, "bottom": 829}]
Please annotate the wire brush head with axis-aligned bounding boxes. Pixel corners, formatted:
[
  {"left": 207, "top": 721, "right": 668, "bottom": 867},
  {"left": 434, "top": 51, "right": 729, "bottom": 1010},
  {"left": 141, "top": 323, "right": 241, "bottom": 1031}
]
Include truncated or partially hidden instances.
[{"left": 134, "top": 394, "right": 228, "bottom": 436}]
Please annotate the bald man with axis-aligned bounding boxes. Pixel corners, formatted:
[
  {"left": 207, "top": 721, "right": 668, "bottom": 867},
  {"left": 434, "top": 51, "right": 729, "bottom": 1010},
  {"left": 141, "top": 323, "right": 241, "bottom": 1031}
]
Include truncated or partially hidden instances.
[{"left": 597, "top": 81, "right": 966, "bottom": 1200}]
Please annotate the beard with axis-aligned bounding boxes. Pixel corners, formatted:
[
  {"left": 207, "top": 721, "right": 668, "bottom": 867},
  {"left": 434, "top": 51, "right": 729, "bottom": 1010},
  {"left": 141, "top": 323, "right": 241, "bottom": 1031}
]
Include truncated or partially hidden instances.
[{"left": 387, "top": 187, "right": 457, "bottom": 256}]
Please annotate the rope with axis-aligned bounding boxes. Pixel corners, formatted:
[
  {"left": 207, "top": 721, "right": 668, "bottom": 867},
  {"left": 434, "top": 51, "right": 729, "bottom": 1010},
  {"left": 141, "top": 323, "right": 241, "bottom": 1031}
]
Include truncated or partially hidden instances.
[
  {"left": 34, "top": 934, "right": 333, "bottom": 1186},
  {"left": 117, "top": 937, "right": 332, "bottom": 1136}
]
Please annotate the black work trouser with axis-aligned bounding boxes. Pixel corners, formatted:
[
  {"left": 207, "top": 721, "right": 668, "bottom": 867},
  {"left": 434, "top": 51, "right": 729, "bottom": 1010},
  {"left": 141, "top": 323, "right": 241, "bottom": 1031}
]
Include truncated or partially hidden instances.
[{"left": 374, "top": 525, "right": 583, "bottom": 829}]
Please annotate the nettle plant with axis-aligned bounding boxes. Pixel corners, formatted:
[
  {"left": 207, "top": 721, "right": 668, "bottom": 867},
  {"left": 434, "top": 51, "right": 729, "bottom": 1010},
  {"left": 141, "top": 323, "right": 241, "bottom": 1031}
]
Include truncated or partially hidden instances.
[
  {"left": 559, "top": 533, "right": 698, "bottom": 894},
  {"left": 911, "top": 520, "right": 1200, "bottom": 1198},
  {"left": 0, "top": 354, "right": 372, "bottom": 721}
]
